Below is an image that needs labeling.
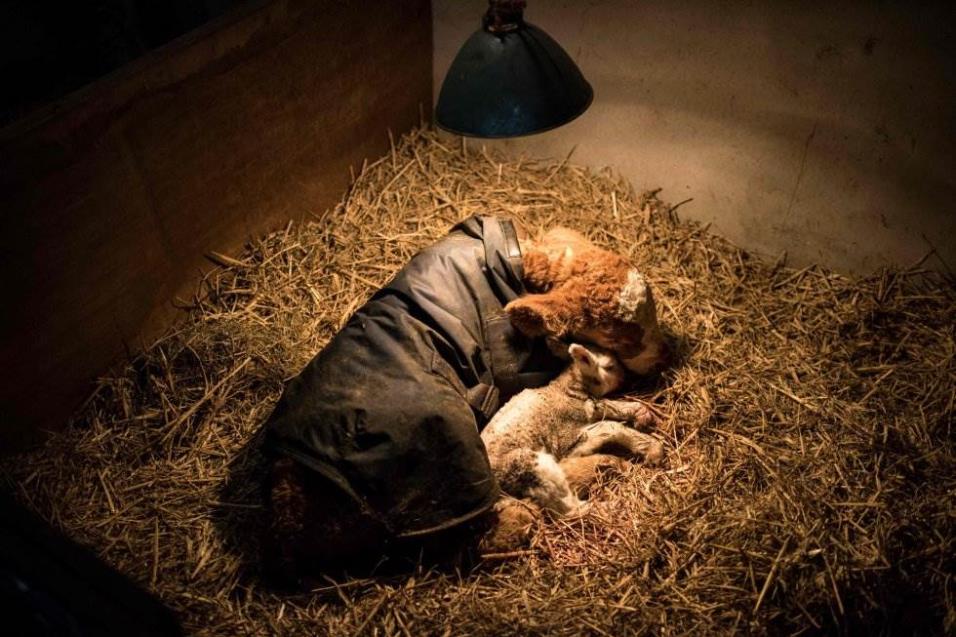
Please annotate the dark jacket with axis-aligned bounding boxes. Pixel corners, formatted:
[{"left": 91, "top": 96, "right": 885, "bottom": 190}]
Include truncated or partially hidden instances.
[{"left": 264, "top": 216, "right": 562, "bottom": 537}]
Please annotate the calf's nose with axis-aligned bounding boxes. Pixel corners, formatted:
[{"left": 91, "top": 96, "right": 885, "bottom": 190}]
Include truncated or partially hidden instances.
[{"left": 621, "top": 335, "right": 669, "bottom": 375}]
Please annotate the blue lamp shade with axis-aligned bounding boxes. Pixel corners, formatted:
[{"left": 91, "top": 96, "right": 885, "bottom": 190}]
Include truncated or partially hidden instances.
[{"left": 436, "top": 3, "right": 593, "bottom": 138}]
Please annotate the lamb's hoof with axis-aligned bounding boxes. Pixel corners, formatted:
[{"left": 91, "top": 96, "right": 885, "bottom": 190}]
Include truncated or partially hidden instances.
[
  {"left": 564, "top": 499, "right": 592, "bottom": 517},
  {"left": 550, "top": 494, "right": 587, "bottom": 517},
  {"left": 643, "top": 439, "right": 665, "bottom": 467},
  {"left": 633, "top": 408, "right": 660, "bottom": 430},
  {"left": 479, "top": 498, "right": 540, "bottom": 553}
]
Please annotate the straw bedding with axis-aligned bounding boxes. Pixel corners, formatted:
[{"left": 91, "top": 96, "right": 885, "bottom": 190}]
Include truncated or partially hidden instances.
[{"left": 3, "top": 128, "right": 954, "bottom": 636}]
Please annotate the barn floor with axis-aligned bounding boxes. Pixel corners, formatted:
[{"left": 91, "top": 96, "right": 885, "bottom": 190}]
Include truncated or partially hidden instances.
[{"left": 3, "top": 128, "right": 954, "bottom": 636}]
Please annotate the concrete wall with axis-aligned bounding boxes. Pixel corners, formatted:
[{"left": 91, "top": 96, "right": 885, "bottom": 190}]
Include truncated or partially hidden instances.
[
  {"left": 0, "top": 0, "right": 432, "bottom": 451},
  {"left": 434, "top": 0, "right": 956, "bottom": 274}
]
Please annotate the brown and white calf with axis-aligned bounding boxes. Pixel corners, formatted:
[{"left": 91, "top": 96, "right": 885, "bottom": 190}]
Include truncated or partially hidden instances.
[{"left": 510, "top": 226, "right": 669, "bottom": 375}]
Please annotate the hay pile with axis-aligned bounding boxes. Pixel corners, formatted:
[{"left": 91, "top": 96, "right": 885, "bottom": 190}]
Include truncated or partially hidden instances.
[{"left": 3, "top": 128, "right": 954, "bottom": 636}]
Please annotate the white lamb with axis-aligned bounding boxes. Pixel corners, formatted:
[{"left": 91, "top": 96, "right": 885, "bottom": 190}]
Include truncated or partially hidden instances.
[{"left": 481, "top": 343, "right": 664, "bottom": 515}]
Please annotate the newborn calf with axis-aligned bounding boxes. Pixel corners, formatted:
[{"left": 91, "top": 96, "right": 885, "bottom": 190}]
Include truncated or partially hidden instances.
[{"left": 481, "top": 343, "right": 663, "bottom": 515}]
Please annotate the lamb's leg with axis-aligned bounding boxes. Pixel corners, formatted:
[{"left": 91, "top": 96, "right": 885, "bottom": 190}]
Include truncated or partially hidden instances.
[
  {"left": 585, "top": 398, "right": 659, "bottom": 429},
  {"left": 479, "top": 497, "right": 541, "bottom": 554},
  {"left": 559, "top": 454, "right": 629, "bottom": 498},
  {"left": 568, "top": 420, "right": 664, "bottom": 466},
  {"left": 494, "top": 448, "right": 584, "bottom": 515}
]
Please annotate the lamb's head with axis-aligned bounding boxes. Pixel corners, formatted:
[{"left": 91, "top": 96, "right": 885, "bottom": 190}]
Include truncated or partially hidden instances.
[
  {"left": 567, "top": 343, "right": 626, "bottom": 397},
  {"left": 509, "top": 227, "right": 669, "bottom": 375}
]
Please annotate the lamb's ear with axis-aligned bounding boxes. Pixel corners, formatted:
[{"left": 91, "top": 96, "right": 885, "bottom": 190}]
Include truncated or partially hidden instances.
[
  {"left": 567, "top": 344, "right": 596, "bottom": 368},
  {"left": 505, "top": 293, "right": 574, "bottom": 337}
]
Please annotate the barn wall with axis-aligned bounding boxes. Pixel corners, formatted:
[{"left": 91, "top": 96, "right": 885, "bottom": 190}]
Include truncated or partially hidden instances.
[
  {"left": 0, "top": 0, "right": 432, "bottom": 452},
  {"left": 434, "top": 0, "right": 956, "bottom": 274}
]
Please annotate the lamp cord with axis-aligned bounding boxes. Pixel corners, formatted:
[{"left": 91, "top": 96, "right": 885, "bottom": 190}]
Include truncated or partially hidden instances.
[{"left": 483, "top": 0, "right": 526, "bottom": 33}]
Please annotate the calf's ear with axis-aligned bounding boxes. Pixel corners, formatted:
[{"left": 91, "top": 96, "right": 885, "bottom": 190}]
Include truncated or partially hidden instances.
[
  {"left": 505, "top": 293, "right": 575, "bottom": 337},
  {"left": 539, "top": 226, "right": 593, "bottom": 250}
]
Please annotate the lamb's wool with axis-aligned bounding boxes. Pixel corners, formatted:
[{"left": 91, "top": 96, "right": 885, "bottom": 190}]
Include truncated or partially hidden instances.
[{"left": 482, "top": 344, "right": 658, "bottom": 514}]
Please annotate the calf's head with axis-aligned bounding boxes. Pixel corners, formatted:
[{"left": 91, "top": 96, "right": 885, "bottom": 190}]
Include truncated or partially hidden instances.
[{"left": 508, "top": 227, "right": 669, "bottom": 375}]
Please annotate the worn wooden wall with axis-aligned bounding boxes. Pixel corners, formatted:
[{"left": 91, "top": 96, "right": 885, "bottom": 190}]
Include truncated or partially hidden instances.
[{"left": 0, "top": 0, "right": 432, "bottom": 452}]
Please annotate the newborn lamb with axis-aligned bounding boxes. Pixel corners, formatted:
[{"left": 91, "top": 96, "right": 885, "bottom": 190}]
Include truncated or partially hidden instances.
[{"left": 481, "top": 343, "right": 664, "bottom": 515}]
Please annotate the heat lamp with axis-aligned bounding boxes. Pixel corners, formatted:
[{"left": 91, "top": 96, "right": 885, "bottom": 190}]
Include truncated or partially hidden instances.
[{"left": 436, "top": 0, "right": 593, "bottom": 138}]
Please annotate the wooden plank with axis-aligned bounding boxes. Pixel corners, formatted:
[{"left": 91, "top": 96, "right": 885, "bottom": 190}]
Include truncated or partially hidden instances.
[{"left": 0, "top": 0, "right": 433, "bottom": 452}]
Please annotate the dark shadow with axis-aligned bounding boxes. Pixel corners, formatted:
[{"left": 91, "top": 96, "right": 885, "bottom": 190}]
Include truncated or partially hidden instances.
[
  {"left": 0, "top": 0, "right": 251, "bottom": 127},
  {"left": 210, "top": 429, "right": 272, "bottom": 589},
  {"left": 0, "top": 493, "right": 184, "bottom": 636},
  {"left": 211, "top": 428, "right": 494, "bottom": 597},
  {"left": 623, "top": 328, "right": 691, "bottom": 395}
]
